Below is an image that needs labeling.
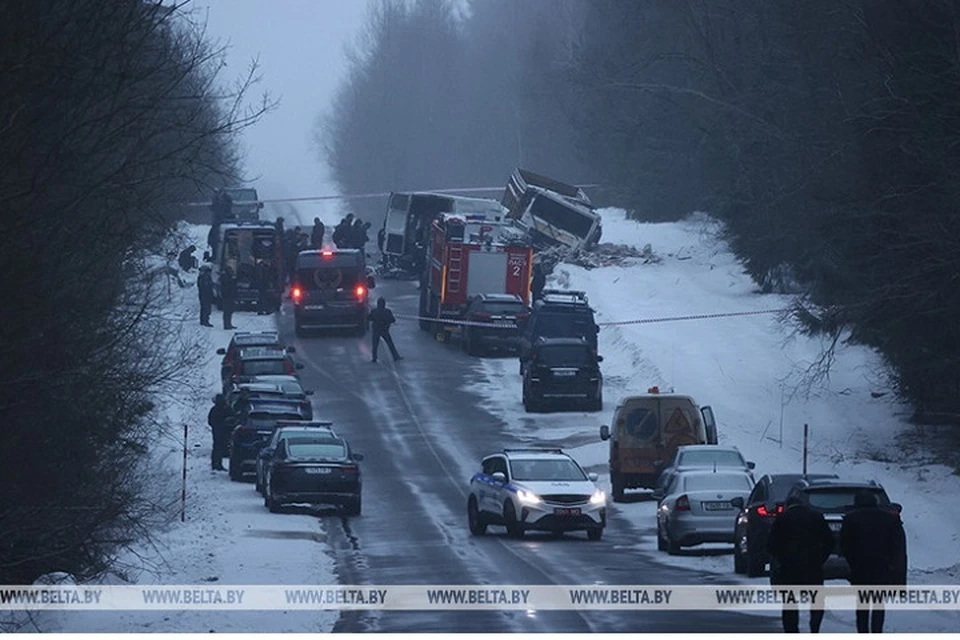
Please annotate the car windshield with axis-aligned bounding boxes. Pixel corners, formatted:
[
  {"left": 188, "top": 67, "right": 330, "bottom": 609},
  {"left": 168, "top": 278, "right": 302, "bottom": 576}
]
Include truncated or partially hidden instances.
[
  {"left": 480, "top": 302, "right": 525, "bottom": 314},
  {"left": 536, "top": 345, "right": 591, "bottom": 367},
  {"left": 678, "top": 450, "right": 745, "bottom": 467},
  {"left": 683, "top": 474, "right": 752, "bottom": 492},
  {"left": 535, "top": 313, "right": 595, "bottom": 338},
  {"left": 804, "top": 488, "right": 887, "bottom": 512},
  {"left": 286, "top": 439, "right": 346, "bottom": 459},
  {"left": 510, "top": 458, "right": 587, "bottom": 482},
  {"left": 241, "top": 360, "right": 288, "bottom": 376}
]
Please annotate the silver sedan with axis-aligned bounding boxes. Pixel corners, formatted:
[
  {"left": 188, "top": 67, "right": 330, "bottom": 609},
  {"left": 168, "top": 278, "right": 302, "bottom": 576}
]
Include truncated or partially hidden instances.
[{"left": 656, "top": 470, "right": 754, "bottom": 555}]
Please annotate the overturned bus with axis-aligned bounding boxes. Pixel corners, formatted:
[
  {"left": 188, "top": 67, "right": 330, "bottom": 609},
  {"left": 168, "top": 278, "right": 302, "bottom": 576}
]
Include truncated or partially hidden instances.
[{"left": 501, "top": 168, "right": 602, "bottom": 251}]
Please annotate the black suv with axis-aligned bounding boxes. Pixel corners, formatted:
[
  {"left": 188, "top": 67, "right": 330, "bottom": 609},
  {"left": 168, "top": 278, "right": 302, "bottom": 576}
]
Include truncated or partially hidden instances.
[
  {"left": 522, "top": 337, "right": 603, "bottom": 412},
  {"left": 228, "top": 400, "right": 310, "bottom": 481},
  {"left": 461, "top": 293, "right": 529, "bottom": 356},
  {"left": 784, "top": 477, "right": 899, "bottom": 580},
  {"left": 519, "top": 290, "right": 599, "bottom": 374},
  {"left": 731, "top": 473, "right": 838, "bottom": 577}
]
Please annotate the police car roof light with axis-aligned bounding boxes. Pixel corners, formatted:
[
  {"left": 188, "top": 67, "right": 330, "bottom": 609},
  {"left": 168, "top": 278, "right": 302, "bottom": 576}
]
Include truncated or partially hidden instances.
[{"left": 503, "top": 448, "right": 564, "bottom": 455}]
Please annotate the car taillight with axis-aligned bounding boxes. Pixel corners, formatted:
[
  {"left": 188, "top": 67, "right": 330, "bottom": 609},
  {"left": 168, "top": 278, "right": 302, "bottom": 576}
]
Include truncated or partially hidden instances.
[
  {"left": 354, "top": 285, "right": 366, "bottom": 299},
  {"left": 675, "top": 495, "right": 690, "bottom": 511},
  {"left": 756, "top": 504, "right": 784, "bottom": 517},
  {"left": 292, "top": 286, "right": 303, "bottom": 302},
  {"left": 342, "top": 465, "right": 359, "bottom": 476}
]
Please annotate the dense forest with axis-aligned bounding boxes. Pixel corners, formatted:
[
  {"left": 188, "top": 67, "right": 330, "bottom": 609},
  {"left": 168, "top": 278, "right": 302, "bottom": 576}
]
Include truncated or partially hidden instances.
[
  {"left": 0, "top": 0, "right": 259, "bottom": 584},
  {"left": 321, "top": 0, "right": 960, "bottom": 419}
]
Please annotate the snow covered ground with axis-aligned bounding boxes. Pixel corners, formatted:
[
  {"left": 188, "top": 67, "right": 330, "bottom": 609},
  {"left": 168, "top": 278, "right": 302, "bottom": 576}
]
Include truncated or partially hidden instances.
[
  {"left": 28, "top": 224, "right": 338, "bottom": 634},
  {"left": 470, "top": 209, "right": 960, "bottom": 633}
]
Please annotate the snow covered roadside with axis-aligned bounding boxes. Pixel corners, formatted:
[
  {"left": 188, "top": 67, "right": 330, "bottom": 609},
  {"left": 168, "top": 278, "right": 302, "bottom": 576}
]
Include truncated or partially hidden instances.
[
  {"left": 469, "top": 209, "right": 960, "bottom": 632},
  {"left": 25, "top": 224, "right": 338, "bottom": 633}
]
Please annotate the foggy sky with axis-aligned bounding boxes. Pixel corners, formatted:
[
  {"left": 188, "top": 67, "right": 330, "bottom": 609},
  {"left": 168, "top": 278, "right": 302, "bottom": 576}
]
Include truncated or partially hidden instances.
[{"left": 197, "top": 0, "right": 369, "bottom": 224}]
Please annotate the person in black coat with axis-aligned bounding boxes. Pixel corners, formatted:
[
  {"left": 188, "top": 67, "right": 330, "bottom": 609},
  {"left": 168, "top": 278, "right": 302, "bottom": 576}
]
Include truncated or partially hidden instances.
[
  {"left": 220, "top": 266, "right": 238, "bottom": 330},
  {"left": 368, "top": 297, "right": 402, "bottom": 363},
  {"left": 197, "top": 264, "right": 214, "bottom": 327},
  {"left": 311, "top": 217, "right": 325, "bottom": 249},
  {"left": 207, "top": 394, "right": 232, "bottom": 470},
  {"left": 208, "top": 191, "right": 233, "bottom": 255},
  {"left": 840, "top": 491, "right": 907, "bottom": 633},
  {"left": 333, "top": 213, "right": 354, "bottom": 248},
  {"left": 178, "top": 245, "right": 198, "bottom": 272},
  {"left": 766, "top": 495, "right": 835, "bottom": 633}
]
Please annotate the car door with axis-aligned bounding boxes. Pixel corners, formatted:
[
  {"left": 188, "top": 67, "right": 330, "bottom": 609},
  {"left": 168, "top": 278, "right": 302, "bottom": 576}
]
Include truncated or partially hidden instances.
[
  {"left": 701, "top": 406, "right": 718, "bottom": 444},
  {"left": 485, "top": 456, "right": 509, "bottom": 515},
  {"left": 476, "top": 457, "right": 496, "bottom": 513}
]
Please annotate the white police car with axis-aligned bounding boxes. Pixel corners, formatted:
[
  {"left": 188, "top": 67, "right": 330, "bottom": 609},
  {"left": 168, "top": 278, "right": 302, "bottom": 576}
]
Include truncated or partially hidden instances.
[{"left": 466, "top": 449, "right": 606, "bottom": 540}]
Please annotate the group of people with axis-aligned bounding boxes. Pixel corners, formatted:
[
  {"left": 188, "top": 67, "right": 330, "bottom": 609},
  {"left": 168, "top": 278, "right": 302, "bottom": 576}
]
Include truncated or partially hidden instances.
[
  {"left": 766, "top": 491, "right": 907, "bottom": 633},
  {"left": 195, "top": 263, "right": 238, "bottom": 329},
  {"left": 332, "top": 213, "right": 371, "bottom": 250}
]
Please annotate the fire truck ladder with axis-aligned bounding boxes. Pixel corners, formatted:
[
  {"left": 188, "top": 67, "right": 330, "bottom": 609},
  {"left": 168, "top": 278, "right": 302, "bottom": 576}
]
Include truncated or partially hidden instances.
[{"left": 447, "top": 246, "right": 462, "bottom": 294}]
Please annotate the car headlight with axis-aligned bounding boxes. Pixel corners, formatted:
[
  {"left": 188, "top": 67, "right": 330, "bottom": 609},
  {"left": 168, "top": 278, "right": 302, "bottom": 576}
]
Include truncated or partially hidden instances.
[
  {"left": 590, "top": 490, "right": 606, "bottom": 505},
  {"left": 517, "top": 489, "right": 542, "bottom": 505}
]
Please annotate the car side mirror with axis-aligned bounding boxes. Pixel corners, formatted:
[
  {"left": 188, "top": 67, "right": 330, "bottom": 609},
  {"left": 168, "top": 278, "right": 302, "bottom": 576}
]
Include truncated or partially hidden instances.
[
  {"left": 216, "top": 348, "right": 226, "bottom": 355},
  {"left": 491, "top": 471, "right": 506, "bottom": 484},
  {"left": 295, "top": 362, "right": 304, "bottom": 370},
  {"left": 367, "top": 275, "right": 376, "bottom": 289},
  {"left": 286, "top": 346, "right": 297, "bottom": 353},
  {"left": 596, "top": 355, "right": 604, "bottom": 363},
  {"left": 352, "top": 453, "right": 364, "bottom": 462},
  {"left": 730, "top": 497, "right": 745, "bottom": 510},
  {"left": 595, "top": 326, "right": 600, "bottom": 334},
  {"left": 747, "top": 461, "right": 756, "bottom": 470},
  {"left": 890, "top": 502, "right": 903, "bottom": 515},
  {"left": 599, "top": 425, "right": 610, "bottom": 441},
  {"left": 212, "top": 395, "right": 218, "bottom": 404},
  {"left": 305, "top": 390, "right": 314, "bottom": 396},
  {"left": 587, "top": 472, "right": 598, "bottom": 482}
]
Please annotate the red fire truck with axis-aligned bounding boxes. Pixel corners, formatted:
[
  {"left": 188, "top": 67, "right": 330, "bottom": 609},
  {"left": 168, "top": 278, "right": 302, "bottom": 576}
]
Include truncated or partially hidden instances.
[{"left": 418, "top": 213, "right": 533, "bottom": 338}]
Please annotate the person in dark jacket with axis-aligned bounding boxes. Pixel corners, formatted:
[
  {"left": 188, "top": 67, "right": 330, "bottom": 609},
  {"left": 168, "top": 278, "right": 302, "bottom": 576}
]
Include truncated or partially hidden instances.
[
  {"left": 368, "top": 297, "right": 402, "bottom": 363},
  {"left": 333, "top": 213, "right": 354, "bottom": 248},
  {"left": 349, "top": 218, "right": 368, "bottom": 250},
  {"left": 220, "top": 266, "right": 238, "bottom": 330},
  {"left": 766, "top": 495, "right": 835, "bottom": 633},
  {"left": 840, "top": 491, "right": 907, "bottom": 633},
  {"left": 255, "top": 260, "right": 274, "bottom": 315},
  {"left": 531, "top": 263, "right": 546, "bottom": 302},
  {"left": 178, "top": 245, "right": 198, "bottom": 272},
  {"left": 208, "top": 191, "right": 233, "bottom": 255},
  {"left": 283, "top": 227, "right": 300, "bottom": 283},
  {"left": 311, "top": 217, "right": 325, "bottom": 249},
  {"left": 197, "top": 264, "right": 214, "bottom": 327},
  {"left": 207, "top": 393, "right": 232, "bottom": 470}
]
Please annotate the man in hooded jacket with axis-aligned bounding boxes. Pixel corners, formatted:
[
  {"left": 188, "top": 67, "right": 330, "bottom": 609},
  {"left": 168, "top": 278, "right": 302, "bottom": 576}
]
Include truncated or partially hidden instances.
[{"left": 368, "top": 297, "right": 402, "bottom": 363}]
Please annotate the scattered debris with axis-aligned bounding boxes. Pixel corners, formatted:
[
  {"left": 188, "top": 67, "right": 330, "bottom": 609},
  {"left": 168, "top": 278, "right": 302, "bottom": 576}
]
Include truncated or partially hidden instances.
[{"left": 537, "top": 242, "right": 660, "bottom": 274}]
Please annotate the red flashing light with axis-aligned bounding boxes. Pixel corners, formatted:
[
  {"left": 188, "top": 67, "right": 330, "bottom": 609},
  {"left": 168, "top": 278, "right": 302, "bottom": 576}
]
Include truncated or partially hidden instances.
[
  {"left": 648, "top": 386, "right": 660, "bottom": 394},
  {"left": 292, "top": 287, "right": 302, "bottom": 301},
  {"left": 675, "top": 495, "right": 690, "bottom": 511},
  {"left": 321, "top": 250, "right": 334, "bottom": 258},
  {"left": 354, "top": 285, "right": 366, "bottom": 299}
]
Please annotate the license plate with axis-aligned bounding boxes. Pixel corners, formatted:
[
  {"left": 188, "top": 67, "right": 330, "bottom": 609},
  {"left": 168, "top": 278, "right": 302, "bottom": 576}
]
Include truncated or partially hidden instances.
[
  {"left": 703, "top": 501, "right": 732, "bottom": 511},
  {"left": 553, "top": 507, "right": 581, "bottom": 516},
  {"left": 828, "top": 521, "right": 841, "bottom": 532},
  {"left": 553, "top": 371, "right": 576, "bottom": 377},
  {"left": 304, "top": 467, "right": 331, "bottom": 475},
  {"left": 304, "top": 305, "right": 324, "bottom": 310}
]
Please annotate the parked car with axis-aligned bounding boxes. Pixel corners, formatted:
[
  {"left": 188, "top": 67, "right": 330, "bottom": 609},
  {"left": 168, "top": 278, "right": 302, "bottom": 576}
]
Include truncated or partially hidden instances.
[
  {"left": 656, "top": 469, "right": 754, "bottom": 555},
  {"left": 654, "top": 445, "right": 756, "bottom": 499},
  {"left": 291, "top": 249, "right": 375, "bottom": 336},
  {"left": 466, "top": 448, "right": 606, "bottom": 540},
  {"left": 225, "top": 381, "right": 313, "bottom": 420},
  {"left": 521, "top": 337, "right": 603, "bottom": 412},
  {"left": 221, "top": 346, "right": 303, "bottom": 392},
  {"left": 256, "top": 421, "right": 337, "bottom": 493},
  {"left": 217, "top": 330, "right": 294, "bottom": 372},
  {"left": 228, "top": 400, "right": 310, "bottom": 481},
  {"left": 519, "top": 290, "right": 599, "bottom": 373},
  {"left": 460, "top": 293, "right": 529, "bottom": 356},
  {"left": 731, "top": 473, "right": 839, "bottom": 576},
  {"left": 263, "top": 431, "right": 363, "bottom": 515},
  {"left": 240, "top": 374, "right": 313, "bottom": 400},
  {"left": 599, "top": 388, "right": 718, "bottom": 500},
  {"left": 782, "top": 477, "right": 900, "bottom": 580}
]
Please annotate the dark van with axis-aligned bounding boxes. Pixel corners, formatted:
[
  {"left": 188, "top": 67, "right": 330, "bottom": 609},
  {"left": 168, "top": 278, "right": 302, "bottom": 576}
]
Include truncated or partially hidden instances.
[{"left": 292, "top": 249, "right": 376, "bottom": 336}]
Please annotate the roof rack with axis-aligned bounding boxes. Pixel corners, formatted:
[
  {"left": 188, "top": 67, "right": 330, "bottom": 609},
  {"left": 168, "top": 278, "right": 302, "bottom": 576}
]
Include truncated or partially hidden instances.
[
  {"left": 503, "top": 448, "right": 564, "bottom": 454},
  {"left": 275, "top": 420, "right": 334, "bottom": 427},
  {"left": 541, "top": 289, "right": 587, "bottom": 300}
]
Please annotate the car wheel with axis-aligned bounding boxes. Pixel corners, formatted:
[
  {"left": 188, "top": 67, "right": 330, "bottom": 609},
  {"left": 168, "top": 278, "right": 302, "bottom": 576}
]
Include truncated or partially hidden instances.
[
  {"left": 345, "top": 495, "right": 362, "bottom": 517},
  {"left": 503, "top": 501, "right": 524, "bottom": 539},
  {"left": 667, "top": 525, "right": 682, "bottom": 555},
  {"left": 746, "top": 546, "right": 765, "bottom": 577},
  {"left": 267, "top": 486, "right": 281, "bottom": 513},
  {"left": 591, "top": 392, "right": 603, "bottom": 412},
  {"left": 611, "top": 472, "right": 625, "bottom": 503},
  {"left": 467, "top": 497, "right": 487, "bottom": 536},
  {"left": 228, "top": 453, "right": 241, "bottom": 482},
  {"left": 587, "top": 528, "right": 603, "bottom": 541},
  {"left": 657, "top": 521, "right": 668, "bottom": 551},
  {"left": 255, "top": 473, "right": 263, "bottom": 495}
]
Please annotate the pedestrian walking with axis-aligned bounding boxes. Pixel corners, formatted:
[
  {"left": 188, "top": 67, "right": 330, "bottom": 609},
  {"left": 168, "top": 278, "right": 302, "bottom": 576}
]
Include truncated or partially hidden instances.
[
  {"left": 220, "top": 266, "right": 238, "bottom": 330},
  {"left": 368, "top": 297, "right": 402, "bottom": 363},
  {"left": 311, "top": 217, "right": 325, "bottom": 249},
  {"left": 207, "top": 393, "right": 232, "bottom": 470},
  {"left": 766, "top": 495, "right": 835, "bottom": 633},
  {"left": 840, "top": 491, "right": 907, "bottom": 633},
  {"left": 197, "top": 264, "right": 214, "bottom": 327}
]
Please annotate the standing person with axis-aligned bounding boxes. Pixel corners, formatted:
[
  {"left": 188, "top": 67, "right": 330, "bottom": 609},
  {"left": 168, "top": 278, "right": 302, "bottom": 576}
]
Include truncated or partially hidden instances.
[
  {"left": 840, "top": 491, "right": 907, "bottom": 633},
  {"left": 207, "top": 394, "right": 231, "bottom": 471},
  {"left": 178, "top": 245, "right": 199, "bottom": 272},
  {"left": 220, "top": 266, "right": 238, "bottom": 330},
  {"left": 333, "top": 213, "right": 354, "bottom": 248},
  {"left": 208, "top": 191, "right": 233, "bottom": 255},
  {"left": 368, "top": 297, "right": 402, "bottom": 363},
  {"left": 284, "top": 226, "right": 301, "bottom": 283},
  {"left": 311, "top": 217, "right": 325, "bottom": 249},
  {"left": 255, "top": 260, "right": 273, "bottom": 315},
  {"left": 350, "top": 218, "right": 369, "bottom": 250},
  {"left": 274, "top": 217, "right": 286, "bottom": 281},
  {"left": 531, "top": 263, "right": 546, "bottom": 303},
  {"left": 766, "top": 495, "right": 835, "bottom": 633},
  {"left": 197, "top": 264, "right": 214, "bottom": 327}
]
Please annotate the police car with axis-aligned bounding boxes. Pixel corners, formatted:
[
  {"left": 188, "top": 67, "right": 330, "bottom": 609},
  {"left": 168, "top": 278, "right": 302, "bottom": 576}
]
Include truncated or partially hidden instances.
[{"left": 466, "top": 449, "right": 606, "bottom": 540}]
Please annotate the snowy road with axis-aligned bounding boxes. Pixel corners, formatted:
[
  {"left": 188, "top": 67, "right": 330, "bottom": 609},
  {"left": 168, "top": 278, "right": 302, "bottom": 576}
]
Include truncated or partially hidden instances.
[{"left": 279, "top": 281, "right": 779, "bottom": 633}]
